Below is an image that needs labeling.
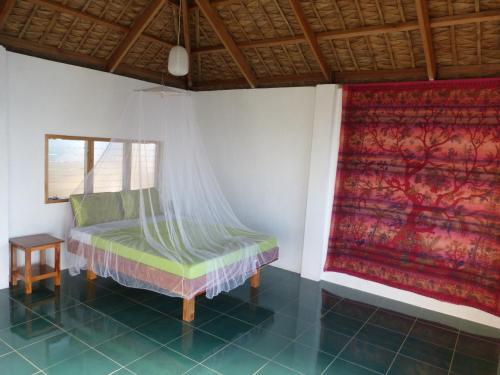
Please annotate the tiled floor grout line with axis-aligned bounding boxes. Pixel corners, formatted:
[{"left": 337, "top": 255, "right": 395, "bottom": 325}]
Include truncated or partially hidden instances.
[
  {"left": 247, "top": 296, "right": 349, "bottom": 375},
  {"left": 0, "top": 334, "right": 47, "bottom": 374},
  {"left": 320, "top": 307, "right": 380, "bottom": 375},
  {"left": 447, "top": 328, "right": 461, "bottom": 375},
  {"left": 383, "top": 317, "right": 418, "bottom": 374},
  {"left": 4, "top": 274, "right": 499, "bottom": 375}
]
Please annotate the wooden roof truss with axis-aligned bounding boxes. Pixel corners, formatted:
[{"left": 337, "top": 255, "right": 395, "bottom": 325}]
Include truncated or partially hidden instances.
[{"left": 0, "top": 0, "right": 499, "bottom": 90}]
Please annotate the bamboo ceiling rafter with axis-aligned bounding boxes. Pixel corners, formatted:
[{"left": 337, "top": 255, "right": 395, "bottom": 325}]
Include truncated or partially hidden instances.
[
  {"left": 107, "top": 0, "right": 166, "bottom": 72},
  {"left": 288, "top": 0, "right": 330, "bottom": 81},
  {"left": 195, "top": 0, "right": 257, "bottom": 87},
  {"left": 1, "top": 0, "right": 500, "bottom": 89},
  {"left": 415, "top": 0, "right": 436, "bottom": 80}
]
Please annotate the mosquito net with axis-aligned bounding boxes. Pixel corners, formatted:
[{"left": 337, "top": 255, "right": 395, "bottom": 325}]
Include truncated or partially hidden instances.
[{"left": 67, "top": 90, "right": 278, "bottom": 299}]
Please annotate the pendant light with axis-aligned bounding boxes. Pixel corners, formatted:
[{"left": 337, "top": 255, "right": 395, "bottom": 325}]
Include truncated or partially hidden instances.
[{"left": 168, "top": 0, "right": 189, "bottom": 76}]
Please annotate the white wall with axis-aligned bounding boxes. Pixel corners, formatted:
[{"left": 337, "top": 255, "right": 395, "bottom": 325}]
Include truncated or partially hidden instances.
[
  {"left": 194, "top": 88, "right": 316, "bottom": 272},
  {"left": 0, "top": 47, "right": 9, "bottom": 289},
  {"left": 2, "top": 52, "right": 159, "bottom": 288}
]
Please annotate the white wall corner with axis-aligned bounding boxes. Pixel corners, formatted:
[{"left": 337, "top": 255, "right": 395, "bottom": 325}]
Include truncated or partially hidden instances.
[
  {"left": 0, "top": 46, "right": 10, "bottom": 289},
  {"left": 300, "top": 84, "right": 342, "bottom": 281}
]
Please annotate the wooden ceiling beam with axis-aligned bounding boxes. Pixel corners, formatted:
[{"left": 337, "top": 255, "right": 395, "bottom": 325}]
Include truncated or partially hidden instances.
[
  {"left": 26, "top": 0, "right": 175, "bottom": 49},
  {"left": 181, "top": 0, "right": 192, "bottom": 88},
  {"left": 415, "top": 0, "right": 436, "bottom": 80},
  {"left": 0, "top": 33, "right": 186, "bottom": 88},
  {"left": 195, "top": 0, "right": 257, "bottom": 88},
  {"left": 288, "top": 0, "right": 330, "bottom": 81},
  {"left": 0, "top": 0, "right": 16, "bottom": 30},
  {"left": 335, "top": 67, "right": 427, "bottom": 83},
  {"left": 107, "top": 0, "right": 166, "bottom": 72},
  {"left": 192, "top": 9, "right": 500, "bottom": 55}
]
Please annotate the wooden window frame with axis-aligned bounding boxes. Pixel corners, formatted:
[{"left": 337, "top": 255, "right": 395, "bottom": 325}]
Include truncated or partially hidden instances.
[{"left": 45, "top": 134, "right": 159, "bottom": 204}]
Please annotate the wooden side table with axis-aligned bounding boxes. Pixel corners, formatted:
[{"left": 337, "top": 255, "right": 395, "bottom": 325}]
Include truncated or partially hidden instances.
[{"left": 9, "top": 234, "right": 64, "bottom": 294}]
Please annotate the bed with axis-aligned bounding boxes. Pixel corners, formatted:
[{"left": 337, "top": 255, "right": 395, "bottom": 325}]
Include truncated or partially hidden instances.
[{"left": 67, "top": 190, "right": 279, "bottom": 321}]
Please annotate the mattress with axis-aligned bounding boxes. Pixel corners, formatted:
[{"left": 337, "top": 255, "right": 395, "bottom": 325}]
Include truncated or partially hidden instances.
[{"left": 69, "top": 219, "right": 278, "bottom": 280}]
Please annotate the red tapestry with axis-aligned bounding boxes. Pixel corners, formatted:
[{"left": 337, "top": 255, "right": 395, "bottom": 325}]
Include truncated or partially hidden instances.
[{"left": 325, "top": 78, "right": 500, "bottom": 316}]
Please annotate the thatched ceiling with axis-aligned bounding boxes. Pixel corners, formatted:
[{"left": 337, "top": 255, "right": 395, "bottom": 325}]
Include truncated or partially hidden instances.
[{"left": 0, "top": 0, "right": 499, "bottom": 90}]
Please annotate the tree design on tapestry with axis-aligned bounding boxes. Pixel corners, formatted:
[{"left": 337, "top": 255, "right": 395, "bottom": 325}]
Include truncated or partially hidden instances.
[{"left": 325, "top": 79, "right": 500, "bottom": 316}]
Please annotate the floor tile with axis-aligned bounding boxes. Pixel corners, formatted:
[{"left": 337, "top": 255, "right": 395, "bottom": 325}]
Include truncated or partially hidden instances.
[
  {"left": 234, "top": 326, "right": 291, "bottom": 359},
  {"left": 274, "top": 341, "right": 334, "bottom": 375},
  {"left": 0, "top": 351, "right": 38, "bottom": 374},
  {"left": 185, "top": 364, "right": 220, "bottom": 374},
  {"left": 224, "top": 282, "right": 252, "bottom": 302},
  {"left": 25, "top": 293, "right": 80, "bottom": 320},
  {"left": 53, "top": 303, "right": 106, "bottom": 329},
  {"left": 0, "top": 338, "right": 13, "bottom": 356},
  {"left": 0, "top": 317, "right": 63, "bottom": 349},
  {"left": 202, "top": 344, "right": 267, "bottom": 375},
  {"left": 278, "top": 299, "right": 325, "bottom": 323},
  {"left": 410, "top": 320, "right": 458, "bottom": 349},
  {"left": 84, "top": 293, "right": 137, "bottom": 315},
  {"left": 400, "top": 337, "right": 453, "bottom": 370},
  {"left": 116, "top": 287, "right": 160, "bottom": 302},
  {"left": 295, "top": 325, "right": 350, "bottom": 355},
  {"left": 200, "top": 315, "right": 253, "bottom": 341},
  {"left": 368, "top": 309, "right": 415, "bottom": 334},
  {"left": 324, "top": 358, "right": 378, "bottom": 374},
  {"left": 109, "top": 368, "right": 135, "bottom": 375},
  {"left": 9, "top": 283, "right": 59, "bottom": 307},
  {"left": 45, "top": 349, "right": 120, "bottom": 375},
  {"left": 19, "top": 332, "right": 88, "bottom": 369},
  {"left": 198, "top": 294, "right": 246, "bottom": 313},
  {"left": 67, "top": 316, "right": 131, "bottom": 346},
  {"left": 0, "top": 299, "right": 37, "bottom": 330},
  {"left": 61, "top": 282, "right": 113, "bottom": 303},
  {"left": 140, "top": 294, "right": 183, "bottom": 315},
  {"left": 388, "top": 355, "right": 448, "bottom": 375},
  {"left": 355, "top": 323, "right": 406, "bottom": 351},
  {"left": 256, "top": 361, "right": 301, "bottom": 374},
  {"left": 339, "top": 338, "right": 396, "bottom": 374},
  {"left": 455, "top": 333, "right": 500, "bottom": 363},
  {"left": 227, "top": 302, "right": 275, "bottom": 325},
  {"left": 136, "top": 315, "right": 192, "bottom": 344},
  {"left": 127, "top": 346, "right": 197, "bottom": 375},
  {"left": 168, "top": 305, "right": 220, "bottom": 327},
  {"left": 450, "top": 352, "right": 498, "bottom": 375},
  {"left": 258, "top": 313, "right": 311, "bottom": 339},
  {"left": 320, "top": 312, "right": 364, "bottom": 336},
  {"left": 95, "top": 331, "right": 160, "bottom": 366},
  {"left": 331, "top": 300, "right": 376, "bottom": 322},
  {"left": 109, "top": 304, "right": 164, "bottom": 329},
  {"left": 250, "top": 289, "right": 294, "bottom": 312},
  {"left": 167, "top": 329, "right": 227, "bottom": 362}
]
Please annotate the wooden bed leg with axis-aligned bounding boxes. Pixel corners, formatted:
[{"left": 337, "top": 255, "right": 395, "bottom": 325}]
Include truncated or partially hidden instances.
[
  {"left": 250, "top": 269, "right": 261, "bottom": 288},
  {"left": 183, "top": 297, "right": 195, "bottom": 322},
  {"left": 86, "top": 258, "right": 97, "bottom": 281},
  {"left": 86, "top": 269, "right": 97, "bottom": 281}
]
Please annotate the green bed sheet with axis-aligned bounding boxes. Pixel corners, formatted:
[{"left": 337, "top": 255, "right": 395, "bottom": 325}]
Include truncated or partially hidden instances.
[{"left": 89, "top": 223, "right": 277, "bottom": 280}]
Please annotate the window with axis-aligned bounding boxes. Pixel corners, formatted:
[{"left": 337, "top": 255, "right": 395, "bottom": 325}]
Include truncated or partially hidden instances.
[{"left": 45, "top": 134, "right": 159, "bottom": 203}]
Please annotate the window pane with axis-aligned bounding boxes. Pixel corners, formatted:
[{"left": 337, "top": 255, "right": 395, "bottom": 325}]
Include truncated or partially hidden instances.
[
  {"left": 131, "top": 143, "right": 156, "bottom": 190},
  {"left": 47, "top": 138, "right": 85, "bottom": 200},
  {"left": 93, "top": 141, "right": 124, "bottom": 193}
]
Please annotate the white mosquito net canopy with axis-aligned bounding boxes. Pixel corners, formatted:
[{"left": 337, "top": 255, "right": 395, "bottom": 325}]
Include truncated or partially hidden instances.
[{"left": 67, "top": 89, "right": 278, "bottom": 299}]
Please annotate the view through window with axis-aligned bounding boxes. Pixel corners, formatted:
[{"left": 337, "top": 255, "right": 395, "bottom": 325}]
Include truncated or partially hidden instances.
[{"left": 45, "top": 135, "right": 158, "bottom": 203}]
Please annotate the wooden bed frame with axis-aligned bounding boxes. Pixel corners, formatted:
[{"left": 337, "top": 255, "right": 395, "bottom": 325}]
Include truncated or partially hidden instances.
[{"left": 85, "top": 267, "right": 261, "bottom": 322}]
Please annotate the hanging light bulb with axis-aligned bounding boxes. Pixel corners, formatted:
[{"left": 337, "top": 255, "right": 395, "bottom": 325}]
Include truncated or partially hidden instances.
[
  {"left": 168, "top": 0, "right": 189, "bottom": 76},
  {"left": 168, "top": 45, "right": 189, "bottom": 76}
]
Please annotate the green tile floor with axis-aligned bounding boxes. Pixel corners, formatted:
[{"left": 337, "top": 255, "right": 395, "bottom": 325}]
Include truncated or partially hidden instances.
[{"left": 0, "top": 266, "right": 498, "bottom": 374}]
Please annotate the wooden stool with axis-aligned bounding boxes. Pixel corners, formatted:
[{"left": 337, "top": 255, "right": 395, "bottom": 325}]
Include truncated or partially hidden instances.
[{"left": 9, "top": 234, "right": 64, "bottom": 294}]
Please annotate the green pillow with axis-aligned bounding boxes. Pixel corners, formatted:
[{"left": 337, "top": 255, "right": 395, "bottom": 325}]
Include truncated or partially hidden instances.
[
  {"left": 120, "top": 188, "right": 162, "bottom": 220},
  {"left": 70, "top": 192, "right": 124, "bottom": 227}
]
